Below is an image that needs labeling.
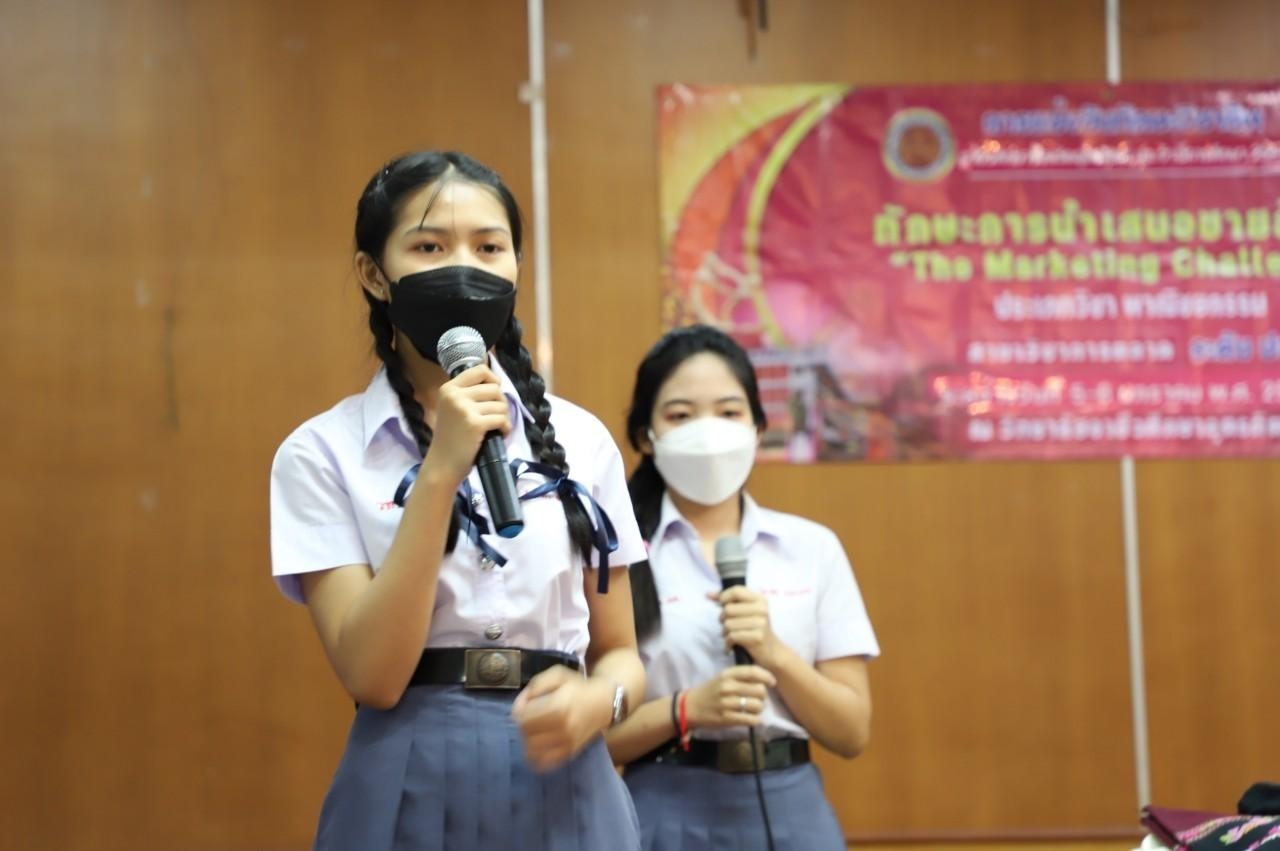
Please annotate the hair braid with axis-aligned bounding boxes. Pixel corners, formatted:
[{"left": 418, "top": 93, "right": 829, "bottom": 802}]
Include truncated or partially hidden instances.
[
  {"left": 495, "top": 316, "right": 595, "bottom": 564},
  {"left": 366, "top": 292, "right": 462, "bottom": 551}
]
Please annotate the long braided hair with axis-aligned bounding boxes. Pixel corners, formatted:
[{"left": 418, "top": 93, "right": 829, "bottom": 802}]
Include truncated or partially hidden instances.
[
  {"left": 623, "top": 325, "right": 769, "bottom": 638},
  {"left": 354, "top": 151, "right": 594, "bottom": 563}
]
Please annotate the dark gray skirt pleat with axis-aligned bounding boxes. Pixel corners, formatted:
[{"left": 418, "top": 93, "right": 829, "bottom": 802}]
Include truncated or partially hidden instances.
[
  {"left": 624, "top": 759, "right": 845, "bottom": 851},
  {"left": 315, "top": 685, "right": 638, "bottom": 851}
]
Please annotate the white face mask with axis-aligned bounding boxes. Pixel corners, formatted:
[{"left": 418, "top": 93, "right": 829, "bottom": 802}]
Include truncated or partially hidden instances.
[{"left": 649, "top": 417, "right": 758, "bottom": 506}]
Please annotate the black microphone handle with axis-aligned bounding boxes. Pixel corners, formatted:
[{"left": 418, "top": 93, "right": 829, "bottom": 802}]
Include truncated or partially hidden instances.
[
  {"left": 476, "top": 430, "right": 523, "bottom": 536},
  {"left": 719, "top": 573, "right": 753, "bottom": 666},
  {"left": 444, "top": 358, "right": 524, "bottom": 538}
]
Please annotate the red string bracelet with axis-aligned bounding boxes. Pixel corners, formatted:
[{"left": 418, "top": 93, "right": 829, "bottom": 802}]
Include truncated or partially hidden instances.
[{"left": 677, "top": 689, "right": 691, "bottom": 752}]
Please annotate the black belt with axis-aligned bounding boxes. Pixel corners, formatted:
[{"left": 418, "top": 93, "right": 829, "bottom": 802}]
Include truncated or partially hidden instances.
[
  {"left": 409, "top": 648, "right": 581, "bottom": 691},
  {"left": 633, "top": 736, "right": 810, "bottom": 774}
]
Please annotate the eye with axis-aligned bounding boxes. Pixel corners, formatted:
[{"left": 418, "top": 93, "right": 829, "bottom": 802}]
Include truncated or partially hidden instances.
[
  {"left": 665, "top": 411, "right": 690, "bottom": 423},
  {"left": 413, "top": 242, "right": 443, "bottom": 253},
  {"left": 477, "top": 242, "right": 506, "bottom": 255}
]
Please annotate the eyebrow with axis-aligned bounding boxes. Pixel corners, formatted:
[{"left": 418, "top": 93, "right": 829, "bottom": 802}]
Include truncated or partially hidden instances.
[
  {"left": 400, "top": 225, "right": 512, "bottom": 238},
  {"left": 660, "top": 395, "right": 748, "bottom": 408}
]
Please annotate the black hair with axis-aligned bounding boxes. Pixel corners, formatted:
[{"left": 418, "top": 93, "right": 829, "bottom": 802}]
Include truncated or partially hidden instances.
[
  {"left": 355, "top": 150, "right": 594, "bottom": 566},
  {"left": 623, "top": 324, "right": 768, "bottom": 638}
]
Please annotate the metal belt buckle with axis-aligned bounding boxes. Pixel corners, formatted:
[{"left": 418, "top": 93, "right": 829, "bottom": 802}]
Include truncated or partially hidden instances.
[
  {"left": 463, "top": 648, "right": 522, "bottom": 690},
  {"left": 716, "top": 738, "right": 768, "bottom": 773}
]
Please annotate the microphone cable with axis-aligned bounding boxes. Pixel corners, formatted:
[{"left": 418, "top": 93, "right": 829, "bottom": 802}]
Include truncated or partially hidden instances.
[{"left": 747, "top": 724, "right": 776, "bottom": 851}]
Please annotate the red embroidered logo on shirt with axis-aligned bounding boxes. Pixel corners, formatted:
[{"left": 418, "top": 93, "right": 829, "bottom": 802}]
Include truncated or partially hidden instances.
[
  {"left": 378, "top": 500, "right": 398, "bottom": 511},
  {"left": 757, "top": 587, "right": 813, "bottom": 597}
]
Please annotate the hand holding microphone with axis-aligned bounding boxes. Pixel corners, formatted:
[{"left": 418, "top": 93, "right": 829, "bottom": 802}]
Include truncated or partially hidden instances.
[
  {"left": 685, "top": 665, "right": 775, "bottom": 729},
  {"left": 713, "top": 535, "right": 781, "bottom": 850},
  {"left": 677, "top": 535, "right": 779, "bottom": 731},
  {"left": 712, "top": 536, "right": 780, "bottom": 670},
  {"left": 428, "top": 326, "right": 524, "bottom": 537}
]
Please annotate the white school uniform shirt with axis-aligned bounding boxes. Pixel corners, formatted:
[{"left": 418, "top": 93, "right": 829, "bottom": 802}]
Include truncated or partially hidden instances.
[
  {"left": 269, "top": 357, "right": 646, "bottom": 660},
  {"left": 640, "top": 492, "right": 879, "bottom": 741}
]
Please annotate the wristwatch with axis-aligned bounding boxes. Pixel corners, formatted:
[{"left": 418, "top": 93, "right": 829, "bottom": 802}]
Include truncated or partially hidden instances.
[{"left": 609, "top": 683, "right": 627, "bottom": 727}]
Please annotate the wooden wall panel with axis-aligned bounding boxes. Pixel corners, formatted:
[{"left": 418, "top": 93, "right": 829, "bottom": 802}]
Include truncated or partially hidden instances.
[
  {"left": 1133, "top": 459, "right": 1280, "bottom": 812},
  {"left": 0, "top": 1, "right": 531, "bottom": 848},
  {"left": 1122, "top": 0, "right": 1280, "bottom": 817},
  {"left": 757, "top": 461, "right": 1137, "bottom": 839}
]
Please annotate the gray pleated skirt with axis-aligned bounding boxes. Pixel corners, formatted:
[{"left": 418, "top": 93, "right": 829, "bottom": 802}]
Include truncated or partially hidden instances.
[
  {"left": 623, "top": 758, "right": 846, "bottom": 850},
  {"left": 314, "top": 684, "right": 640, "bottom": 851}
]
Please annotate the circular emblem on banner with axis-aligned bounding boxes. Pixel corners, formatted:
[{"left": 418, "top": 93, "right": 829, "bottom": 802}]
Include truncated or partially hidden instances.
[{"left": 883, "top": 108, "right": 955, "bottom": 182}]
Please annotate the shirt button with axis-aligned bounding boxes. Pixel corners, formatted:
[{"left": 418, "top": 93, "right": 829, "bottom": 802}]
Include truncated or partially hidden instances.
[{"left": 484, "top": 623, "right": 504, "bottom": 640}]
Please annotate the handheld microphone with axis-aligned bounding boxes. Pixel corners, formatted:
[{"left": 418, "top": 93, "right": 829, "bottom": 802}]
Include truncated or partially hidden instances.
[
  {"left": 436, "top": 326, "right": 523, "bottom": 538},
  {"left": 715, "top": 534, "right": 777, "bottom": 850},
  {"left": 714, "top": 535, "right": 752, "bottom": 665}
]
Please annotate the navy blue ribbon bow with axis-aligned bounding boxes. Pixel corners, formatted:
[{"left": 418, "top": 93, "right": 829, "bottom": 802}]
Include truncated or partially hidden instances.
[
  {"left": 508, "top": 459, "right": 620, "bottom": 593},
  {"left": 392, "top": 459, "right": 620, "bottom": 592}
]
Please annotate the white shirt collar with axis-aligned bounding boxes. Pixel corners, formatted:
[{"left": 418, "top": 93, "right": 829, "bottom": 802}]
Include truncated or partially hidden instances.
[{"left": 652, "top": 490, "right": 790, "bottom": 556}]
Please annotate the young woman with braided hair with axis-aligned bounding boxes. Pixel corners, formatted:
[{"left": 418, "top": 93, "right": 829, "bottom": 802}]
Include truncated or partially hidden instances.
[{"left": 270, "top": 150, "right": 645, "bottom": 850}]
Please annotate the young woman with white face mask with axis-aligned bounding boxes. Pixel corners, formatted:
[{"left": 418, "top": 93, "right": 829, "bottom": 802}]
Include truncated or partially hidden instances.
[{"left": 603, "top": 325, "right": 879, "bottom": 850}]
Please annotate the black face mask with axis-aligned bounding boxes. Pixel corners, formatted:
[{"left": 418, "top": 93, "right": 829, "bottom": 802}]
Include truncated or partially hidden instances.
[{"left": 385, "top": 265, "right": 516, "bottom": 363}]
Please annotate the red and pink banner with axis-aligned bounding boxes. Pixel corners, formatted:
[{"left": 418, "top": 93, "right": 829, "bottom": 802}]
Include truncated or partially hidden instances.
[{"left": 658, "top": 83, "right": 1280, "bottom": 461}]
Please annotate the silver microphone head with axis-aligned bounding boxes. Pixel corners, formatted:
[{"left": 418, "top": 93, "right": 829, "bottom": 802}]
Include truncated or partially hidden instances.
[
  {"left": 714, "top": 535, "right": 748, "bottom": 583},
  {"left": 436, "top": 326, "right": 487, "bottom": 375}
]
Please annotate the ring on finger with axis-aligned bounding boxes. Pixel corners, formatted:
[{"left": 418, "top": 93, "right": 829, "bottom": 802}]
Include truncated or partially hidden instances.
[{"left": 739, "top": 696, "right": 747, "bottom": 712}]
